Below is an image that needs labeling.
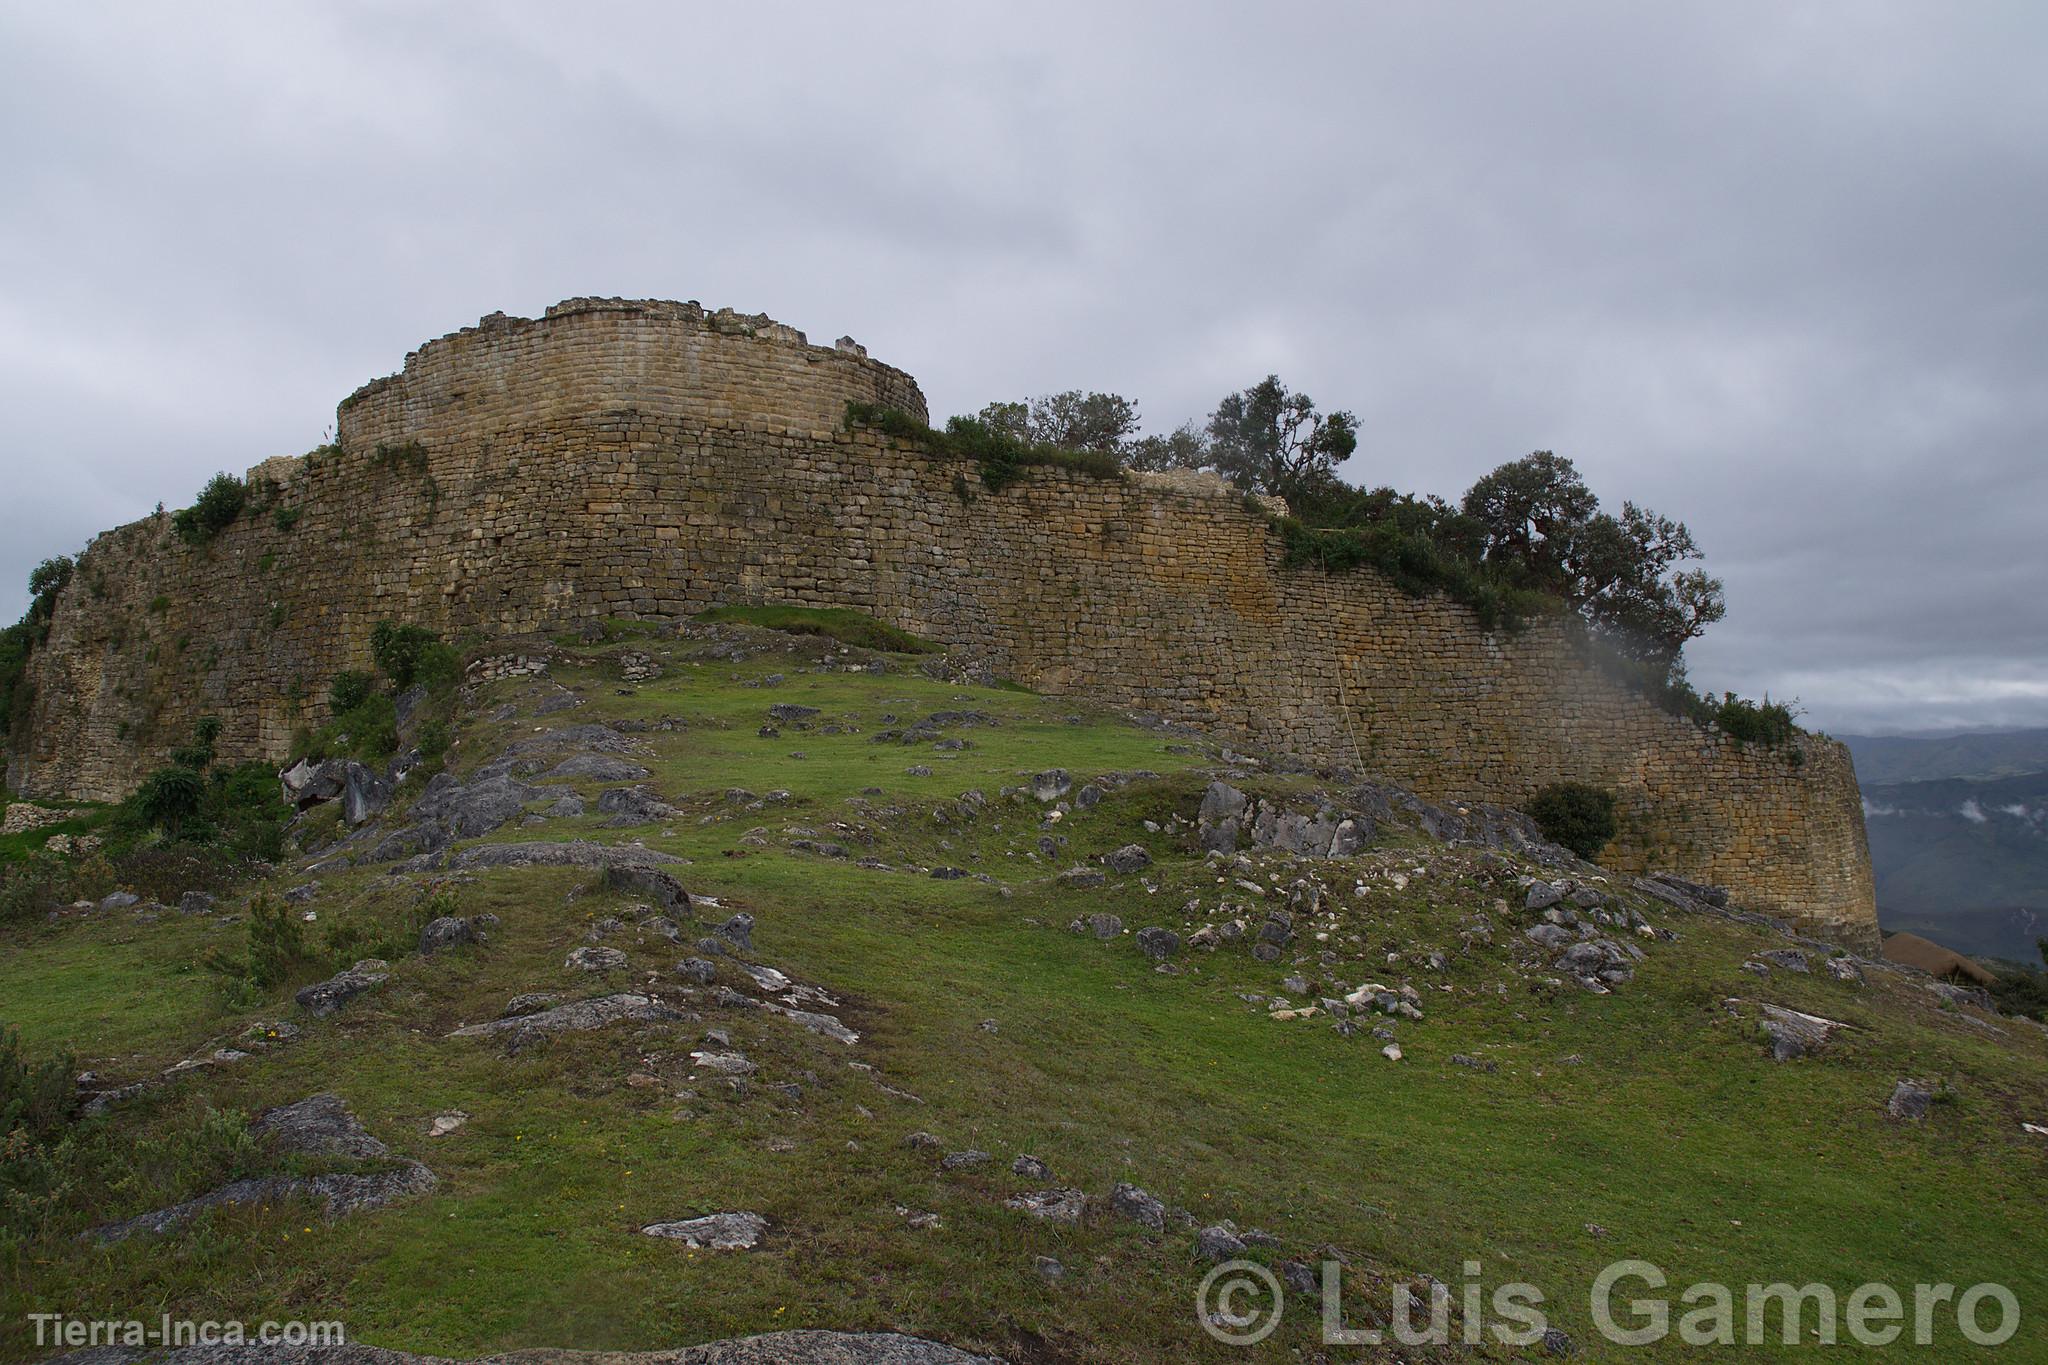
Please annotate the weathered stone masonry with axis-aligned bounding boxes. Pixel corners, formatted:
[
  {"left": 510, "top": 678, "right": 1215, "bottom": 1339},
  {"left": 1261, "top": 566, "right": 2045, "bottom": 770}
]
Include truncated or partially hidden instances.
[{"left": 9, "top": 297, "right": 1877, "bottom": 944}]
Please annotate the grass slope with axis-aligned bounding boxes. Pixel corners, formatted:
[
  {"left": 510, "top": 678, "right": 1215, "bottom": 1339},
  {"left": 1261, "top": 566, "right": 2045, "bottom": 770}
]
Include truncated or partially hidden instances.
[{"left": 4, "top": 624, "right": 2046, "bottom": 1363}]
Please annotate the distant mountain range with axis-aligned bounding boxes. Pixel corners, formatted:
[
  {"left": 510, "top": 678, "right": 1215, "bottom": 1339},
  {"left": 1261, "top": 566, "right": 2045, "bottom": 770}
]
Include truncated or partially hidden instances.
[
  {"left": 1843, "top": 731, "right": 2048, "bottom": 965},
  {"left": 1843, "top": 726, "right": 2048, "bottom": 785}
]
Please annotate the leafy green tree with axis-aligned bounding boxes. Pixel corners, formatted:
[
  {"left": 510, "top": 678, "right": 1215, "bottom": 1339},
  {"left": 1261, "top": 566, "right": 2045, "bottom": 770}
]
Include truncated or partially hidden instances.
[
  {"left": 1460, "top": 451, "right": 1600, "bottom": 594},
  {"left": 1125, "top": 422, "right": 1212, "bottom": 474},
  {"left": 1462, "top": 452, "right": 1724, "bottom": 671},
  {"left": 974, "top": 391, "right": 1143, "bottom": 455},
  {"left": 25, "top": 556, "right": 73, "bottom": 613},
  {"left": 1205, "top": 375, "right": 1358, "bottom": 498}
]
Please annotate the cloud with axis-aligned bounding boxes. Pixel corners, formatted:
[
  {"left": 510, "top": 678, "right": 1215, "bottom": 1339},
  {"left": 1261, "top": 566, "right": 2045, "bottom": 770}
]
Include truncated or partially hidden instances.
[
  {"left": 1959, "top": 799, "right": 1988, "bottom": 824},
  {"left": 2, "top": 2, "right": 2042, "bottom": 737}
]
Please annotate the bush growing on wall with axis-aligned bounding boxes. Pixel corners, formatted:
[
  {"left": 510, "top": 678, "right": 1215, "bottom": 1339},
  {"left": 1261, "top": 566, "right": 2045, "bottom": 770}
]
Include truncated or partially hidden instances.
[
  {"left": 294, "top": 622, "right": 461, "bottom": 768},
  {"left": 171, "top": 473, "right": 248, "bottom": 546},
  {"left": 843, "top": 402, "right": 1123, "bottom": 493},
  {"left": 1527, "top": 782, "right": 1619, "bottom": 861}
]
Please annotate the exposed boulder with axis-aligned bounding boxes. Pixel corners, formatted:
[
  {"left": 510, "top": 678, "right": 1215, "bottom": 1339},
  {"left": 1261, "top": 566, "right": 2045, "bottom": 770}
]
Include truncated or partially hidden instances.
[
  {"left": 641, "top": 1210, "right": 768, "bottom": 1250},
  {"left": 606, "top": 863, "right": 693, "bottom": 915},
  {"left": 419, "top": 916, "right": 473, "bottom": 955},
  {"left": 1195, "top": 1224, "right": 1247, "bottom": 1262},
  {"left": 1887, "top": 1080, "right": 1935, "bottom": 1121},
  {"left": 1647, "top": 871, "right": 1730, "bottom": 907},
  {"left": 87, "top": 1094, "right": 434, "bottom": 1243},
  {"left": 1109, "top": 1181, "right": 1165, "bottom": 1232},
  {"left": 450, "top": 993, "right": 682, "bottom": 1046},
  {"left": 1198, "top": 781, "right": 1371, "bottom": 858},
  {"left": 1135, "top": 926, "right": 1181, "bottom": 960},
  {"left": 445, "top": 840, "right": 687, "bottom": 872},
  {"left": 1030, "top": 769, "right": 1072, "bottom": 802},
  {"left": 542, "top": 753, "right": 652, "bottom": 783},
  {"left": 596, "top": 785, "right": 678, "bottom": 824},
  {"left": 279, "top": 757, "right": 348, "bottom": 809},
  {"left": 1006, "top": 1188, "right": 1087, "bottom": 1222},
  {"left": 565, "top": 945, "right": 628, "bottom": 973},
  {"left": 342, "top": 763, "right": 392, "bottom": 826},
  {"left": 1104, "top": 843, "right": 1152, "bottom": 873},
  {"left": 1073, "top": 912, "right": 1122, "bottom": 939},
  {"left": 295, "top": 960, "right": 391, "bottom": 1018},
  {"left": 416, "top": 772, "right": 548, "bottom": 840},
  {"left": 1760, "top": 1003, "right": 1850, "bottom": 1062}
]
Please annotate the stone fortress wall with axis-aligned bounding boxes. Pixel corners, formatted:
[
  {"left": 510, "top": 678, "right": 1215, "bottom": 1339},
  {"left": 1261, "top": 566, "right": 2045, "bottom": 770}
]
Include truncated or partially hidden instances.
[{"left": 8, "top": 297, "right": 1877, "bottom": 944}]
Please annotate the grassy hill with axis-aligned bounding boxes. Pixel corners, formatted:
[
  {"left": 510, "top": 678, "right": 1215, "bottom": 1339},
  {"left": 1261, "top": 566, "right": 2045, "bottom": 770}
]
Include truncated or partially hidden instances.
[{"left": 4, "top": 619, "right": 2046, "bottom": 1362}]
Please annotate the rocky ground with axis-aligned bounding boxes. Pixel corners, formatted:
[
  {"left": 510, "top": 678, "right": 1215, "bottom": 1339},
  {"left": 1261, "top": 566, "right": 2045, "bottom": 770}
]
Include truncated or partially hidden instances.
[{"left": 4, "top": 618, "right": 2046, "bottom": 1363}]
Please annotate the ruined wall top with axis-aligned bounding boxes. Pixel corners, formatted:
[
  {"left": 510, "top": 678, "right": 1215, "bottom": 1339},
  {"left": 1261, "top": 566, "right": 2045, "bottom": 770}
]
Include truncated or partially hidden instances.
[{"left": 334, "top": 297, "right": 927, "bottom": 453}]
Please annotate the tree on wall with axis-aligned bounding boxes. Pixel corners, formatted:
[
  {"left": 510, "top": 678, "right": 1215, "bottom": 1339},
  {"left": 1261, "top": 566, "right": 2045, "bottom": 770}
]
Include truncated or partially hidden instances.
[
  {"left": 1460, "top": 452, "right": 1598, "bottom": 595},
  {"left": 1125, "top": 422, "right": 1211, "bottom": 474},
  {"left": 1204, "top": 375, "right": 1358, "bottom": 499},
  {"left": 2, "top": 556, "right": 77, "bottom": 745},
  {"left": 974, "top": 391, "right": 1143, "bottom": 456},
  {"left": 1461, "top": 452, "right": 1725, "bottom": 671}
]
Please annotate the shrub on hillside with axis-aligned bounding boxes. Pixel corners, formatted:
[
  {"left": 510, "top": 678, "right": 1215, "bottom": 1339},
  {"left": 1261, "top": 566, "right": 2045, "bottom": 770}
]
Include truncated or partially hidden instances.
[
  {"left": 202, "top": 895, "right": 319, "bottom": 1002},
  {"left": 0, "top": 1026, "right": 75, "bottom": 1147},
  {"left": 0, "top": 851, "right": 98, "bottom": 926},
  {"left": 132, "top": 765, "right": 205, "bottom": 836},
  {"left": 369, "top": 620, "right": 459, "bottom": 690},
  {"left": 1986, "top": 958, "right": 2048, "bottom": 1022},
  {"left": 116, "top": 718, "right": 289, "bottom": 857},
  {"left": 329, "top": 670, "right": 376, "bottom": 713},
  {"left": 1527, "top": 782, "right": 1619, "bottom": 861}
]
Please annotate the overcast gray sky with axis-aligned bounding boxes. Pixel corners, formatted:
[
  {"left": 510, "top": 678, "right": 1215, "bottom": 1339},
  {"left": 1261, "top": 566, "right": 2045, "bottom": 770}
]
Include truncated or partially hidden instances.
[{"left": 2, "top": 2, "right": 2042, "bottom": 736}]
